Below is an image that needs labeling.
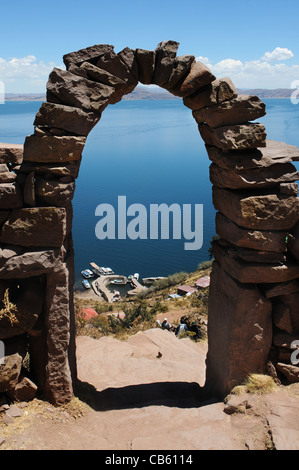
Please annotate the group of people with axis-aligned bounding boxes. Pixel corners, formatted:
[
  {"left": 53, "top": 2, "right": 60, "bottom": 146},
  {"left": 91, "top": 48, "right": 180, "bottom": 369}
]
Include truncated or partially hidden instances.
[{"left": 159, "top": 316, "right": 201, "bottom": 340}]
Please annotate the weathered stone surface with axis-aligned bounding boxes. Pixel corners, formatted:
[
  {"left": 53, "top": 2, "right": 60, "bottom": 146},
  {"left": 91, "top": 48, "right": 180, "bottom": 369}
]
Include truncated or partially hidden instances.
[
  {"left": 23, "top": 171, "right": 35, "bottom": 206},
  {"left": 96, "top": 50, "right": 137, "bottom": 90},
  {"left": 212, "top": 240, "right": 299, "bottom": 284},
  {"left": 152, "top": 56, "right": 174, "bottom": 87},
  {"left": 288, "top": 234, "right": 299, "bottom": 261},
  {"left": 0, "top": 211, "right": 10, "bottom": 225},
  {"left": 0, "top": 183, "right": 23, "bottom": 209},
  {"left": 213, "top": 187, "right": 299, "bottom": 230},
  {"left": 193, "top": 95, "right": 266, "bottom": 128},
  {"left": 118, "top": 47, "right": 139, "bottom": 80},
  {"left": 9, "top": 376, "right": 37, "bottom": 402},
  {"left": 0, "top": 172, "right": 17, "bottom": 183},
  {"left": 183, "top": 77, "right": 238, "bottom": 110},
  {"left": 63, "top": 44, "right": 114, "bottom": 68},
  {"left": 199, "top": 123, "right": 267, "bottom": 150},
  {"left": 0, "top": 247, "right": 63, "bottom": 279},
  {"left": 47, "top": 68, "right": 115, "bottom": 113},
  {"left": 263, "top": 280, "right": 299, "bottom": 299},
  {"left": 0, "top": 143, "right": 23, "bottom": 164},
  {"left": 215, "top": 212, "right": 288, "bottom": 252},
  {"left": 0, "top": 353, "right": 22, "bottom": 392},
  {"left": 276, "top": 363, "right": 299, "bottom": 384},
  {"left": 135, "top": 49, "right": 156, "bottom": 84},
  {"left": 289, "top": 222, "right": 299, "bottom": 261},
  {"left": 34, "top": 102, "right": 100, "bottom": 137},
  {"left": 280, "top": 292, "right": 299, "bottom": 332},
  {"left": 14, "top": 160, "right": 81, "bottom": 179},
  {"left": 155, "top": 40, "right": 179, "bottom": 61},
  {"left": 0, "top": 207, "right": 66, "bottom": 247},
  {"left": 230, "top": 245, "right": 286, "bottom": 264},
  {"left": 67, "top": 63, "right": 89, "bottom": 79},
  {"left": 80, "top": 61, "right": 127, "bottom": 89},
  {"left": 35, "top": 177, "right": 75, "bottom": 207},
  {"left": 280, "top": 182, "right": 298, "bottom": 195},
  {"left": 210, "top": 162, "right": 299, "bottom": 189},
  {"left": 45, "top": 263, "right": 73, "bottom": 405},
  {"left": 205, "top": 140, "right": 299, "bottom": 171},
  {"left": 152, "top": 40, "right": 180, "bottom": 86},
  {"left": 162, "top": 55, "right": 195, "bottom": 92},
  {"left": 273, "top": 303, "right": 293, "bottom": 333},
  {"left": 175, "top": 61, "right": 216, "bottom": 97},
  {"left": 205, "top": 262, "right": 272, "bottom": 398},
  {"left": 23, "top": 129, "right": 85, "bottom": 163}
]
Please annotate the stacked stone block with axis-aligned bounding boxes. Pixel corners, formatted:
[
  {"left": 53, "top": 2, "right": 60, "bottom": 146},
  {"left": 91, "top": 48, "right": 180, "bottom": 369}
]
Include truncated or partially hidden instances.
[{"left": 0, "top": 41, "right": 298, "bottom": 405}]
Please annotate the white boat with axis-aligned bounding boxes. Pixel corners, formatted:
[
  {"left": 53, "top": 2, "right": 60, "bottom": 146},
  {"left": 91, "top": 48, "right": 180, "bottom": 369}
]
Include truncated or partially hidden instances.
[
  {"left": 82, "top": 279, "right": 91, "bottom": 289},
  {"left": 105, "top": 267, "right": 114, "bottom": 274},
  {"left": 133, "top": 273, "right": 139, "bottom": 280}
]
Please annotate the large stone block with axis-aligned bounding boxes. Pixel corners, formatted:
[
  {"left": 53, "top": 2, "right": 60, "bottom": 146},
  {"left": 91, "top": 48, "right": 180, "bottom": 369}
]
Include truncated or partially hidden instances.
[
  {"left": 63, "top": 44, "right": 114, "bottom": 68},
  {"left": 183, "top": 77, "right": 238, "bottom": 110},
  {"left": 215, "top": 212, "right": 288, "bottom": 252},
  {"left": 213, "top": 187, "right": 299, "bottom": 230},
  {"left": 205, "top": 140, "right": 299, "bottom": 171},
  {"left": 172, "top": 61, "right": 216, "bottom": 97},
  {"left": 161, "top": 55, "right": 195, "bottom": 92},
  {"left": 80, "top": 61, "right": 127, "bottom": 89},
  {"left": 118, "top": 47, "right": 139, "bottom": 81},
  {"left": 35, "top": 177, "right": 75, "bottom": 207},
  {"left": 47, "top": 68, "right": 116, "bottom": 113},
  {"left": 152, "top": 40, "right": 180, "bottom": 87},
  {"left": 199, "top": 122, "right": 267, "bottom": 150},
  {"left": 209, "top": 162, "right": 299, "bottom": 190},
  {"left": 34, "top": 102, "right": 100, "bottom": 137},
  {"left": 212, "top": 240, "right": 299, "bottom": 284},
  {"left": 0, "top": 353, "right": 22, "bottom": 393},
  {"left": 0, "top": 183, "right": 23, "bottom": 209},
  {"left": 0, "top": 246, "right": 63, "bottom": 278},
  {"left": 205, "top": 262, "right": 272, "bottom": 398},
  {"left": 135, "top": 49, "right": 156, "bottom": 84},
  {"left": 14, "top": 160, "right": 81, "bottom": 179},
  {"left": 45, "top": 263, "right": 73, "bottom": 405},
  {"left": 0, "top": 143, "right": 23, "bottom": 164},
  {"left": 23, "top": 129, "right": 85, "bottom": 163},
  {"left": 96, "top": 50, "right": 137, "bottom": 91},
  {"left": 193, "top": 95, "right": 266, "bottom": 128},
  {"left": 0, "top": 207, "right": 67, "bottom": 247}
]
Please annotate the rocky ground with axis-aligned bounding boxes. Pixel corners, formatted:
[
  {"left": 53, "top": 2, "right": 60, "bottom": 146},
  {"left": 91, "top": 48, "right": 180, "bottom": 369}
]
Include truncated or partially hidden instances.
[{"left": 1, "top": 327, "right": 299, "bottom": 451}]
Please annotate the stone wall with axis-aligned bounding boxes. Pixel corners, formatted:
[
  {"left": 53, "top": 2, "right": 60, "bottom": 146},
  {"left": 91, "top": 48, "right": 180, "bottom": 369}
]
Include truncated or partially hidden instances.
[{"left": 0, "top": 41, "right": 298, "bottom": 405}]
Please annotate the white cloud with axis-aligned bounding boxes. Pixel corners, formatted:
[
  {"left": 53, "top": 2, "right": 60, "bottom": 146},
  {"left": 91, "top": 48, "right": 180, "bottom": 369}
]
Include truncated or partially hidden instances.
[
  {"left": 261, "top": 47, "right": 294, "bottom": 62},
  {"left": 196, "top": 48, "right": 299, "bottom": 89},
  {"left": 0, "top": 55, "right": 61, "bottom": 93}
]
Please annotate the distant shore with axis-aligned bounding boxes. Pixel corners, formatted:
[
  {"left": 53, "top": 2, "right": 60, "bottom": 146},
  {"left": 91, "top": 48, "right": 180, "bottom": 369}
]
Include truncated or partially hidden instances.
[{"left": 4, "top": 87, "right": 297, "bottom": 102}]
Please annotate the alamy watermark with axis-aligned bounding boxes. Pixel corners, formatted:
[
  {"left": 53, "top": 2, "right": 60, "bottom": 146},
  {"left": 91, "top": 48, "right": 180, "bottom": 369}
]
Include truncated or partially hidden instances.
[
  {"left": 291, "top": 340, "right": 299, "bottom": 366},
  {"left": 95, "top": 196, "right": 203, "bottom": 250},
  {"left": 290, "top": 80, "right": 299, "bottom": 105}
]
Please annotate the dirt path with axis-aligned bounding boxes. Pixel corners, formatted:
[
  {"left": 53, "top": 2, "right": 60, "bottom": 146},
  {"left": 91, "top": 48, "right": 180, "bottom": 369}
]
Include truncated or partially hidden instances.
[{"left": 1, "top": 329, "right": 299, "bottom": 450}]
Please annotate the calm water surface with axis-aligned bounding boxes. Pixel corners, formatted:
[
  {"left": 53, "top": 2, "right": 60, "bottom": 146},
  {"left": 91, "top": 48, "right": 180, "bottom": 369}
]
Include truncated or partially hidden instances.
[{"left": 0, "top": 98, "right": 298, "bottom": 288}]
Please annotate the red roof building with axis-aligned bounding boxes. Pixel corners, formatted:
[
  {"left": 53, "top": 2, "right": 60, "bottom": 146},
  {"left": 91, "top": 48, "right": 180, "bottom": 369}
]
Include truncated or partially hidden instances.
[
  {"left": 177, "top": 285, "right": 197, "bottom": 296},
  {"left": 194, "top": 276, "right": 210, "bottom": 289}
]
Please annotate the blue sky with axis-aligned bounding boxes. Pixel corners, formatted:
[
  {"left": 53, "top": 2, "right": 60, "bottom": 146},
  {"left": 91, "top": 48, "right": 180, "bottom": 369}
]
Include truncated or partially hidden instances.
[{"left": 1, "top": 0, "right": 299, "bottom": 92}]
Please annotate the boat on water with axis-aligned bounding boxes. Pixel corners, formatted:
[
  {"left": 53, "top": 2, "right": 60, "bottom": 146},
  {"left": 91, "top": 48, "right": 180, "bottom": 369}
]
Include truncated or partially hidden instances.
[
  {"left": 81, "top": 269, "right": 94, "bottom": 279},
  {"left": 133, "top": 273, "right": 139, "bottom": 280},
  {"left": 82, "top": 279, "right": 91, "bottom": 289},
  {"left": 90, "top": 262, "right": 103, "bottom": 276},
  {"left": 105, "top": 267, "right": 114, "bottom": 275}
]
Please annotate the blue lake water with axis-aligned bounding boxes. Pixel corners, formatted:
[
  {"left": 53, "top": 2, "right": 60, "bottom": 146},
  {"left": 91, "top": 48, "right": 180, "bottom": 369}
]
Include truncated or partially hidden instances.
[{"left": 0, "top": 98, "right": 298, "bottom": 289}]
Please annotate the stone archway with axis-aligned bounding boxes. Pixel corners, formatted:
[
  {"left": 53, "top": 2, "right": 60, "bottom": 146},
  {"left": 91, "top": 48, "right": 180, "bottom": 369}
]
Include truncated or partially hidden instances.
[{"left": 0, "top": 41, "right": 299, "bottom": 405}]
